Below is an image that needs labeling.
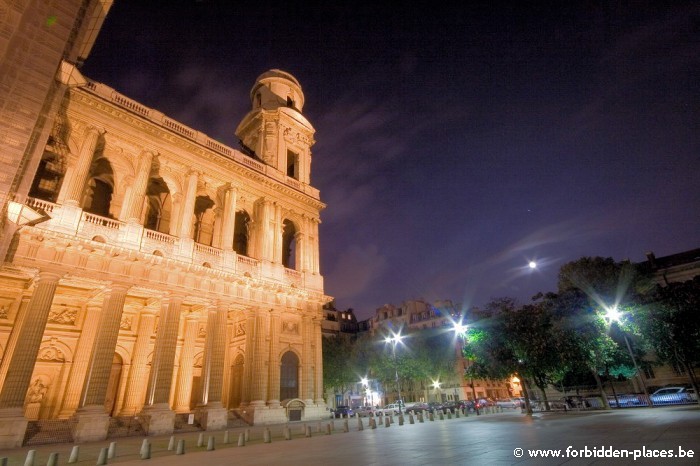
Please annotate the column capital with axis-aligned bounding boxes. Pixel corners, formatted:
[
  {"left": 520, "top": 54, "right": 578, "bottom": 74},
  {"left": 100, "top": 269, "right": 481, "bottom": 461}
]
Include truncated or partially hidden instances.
[
  {"left": 85, "top": 125, "right": 106, "bottom": 136},
  {"left": 105, "top": 283, "right": 130, "bottom": 294},
  {"left": 34, "top": 271, "right": 62, "bottom": 283}
]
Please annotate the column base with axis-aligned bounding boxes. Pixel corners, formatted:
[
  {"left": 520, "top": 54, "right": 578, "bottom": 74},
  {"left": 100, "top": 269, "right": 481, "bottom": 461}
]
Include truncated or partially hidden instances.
[
  {"left": 71, "top": 406, "right": 110, "bottom": 443},
  {"left": 194, "top": 405, "right": 228, "bottom": 431},
  {"left": 237, "top": 405, "right": 287, "bottom": 425},
  {"left": 0, "top": 407, "right": 28, "bottom": 449},
  {"left": 139, "top": 405, "right": 175, "bottom": 436}
]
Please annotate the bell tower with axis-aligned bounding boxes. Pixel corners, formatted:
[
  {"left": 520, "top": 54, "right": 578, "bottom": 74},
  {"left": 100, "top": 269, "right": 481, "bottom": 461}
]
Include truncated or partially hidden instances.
[{"left": 236, "top": 70, "right": 315, "bottom": 184}]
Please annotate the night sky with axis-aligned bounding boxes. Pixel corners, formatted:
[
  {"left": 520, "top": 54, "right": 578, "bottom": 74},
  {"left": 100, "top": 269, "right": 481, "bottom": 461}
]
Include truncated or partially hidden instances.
[{"left": 81, "top": 1, "right": 699, "bottom": 320}]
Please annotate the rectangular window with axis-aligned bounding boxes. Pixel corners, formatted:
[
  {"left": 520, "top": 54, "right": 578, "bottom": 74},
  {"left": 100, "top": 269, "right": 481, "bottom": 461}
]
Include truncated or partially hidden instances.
[{"left": 286, "top": 150, "right": 299, "bottom": 179}]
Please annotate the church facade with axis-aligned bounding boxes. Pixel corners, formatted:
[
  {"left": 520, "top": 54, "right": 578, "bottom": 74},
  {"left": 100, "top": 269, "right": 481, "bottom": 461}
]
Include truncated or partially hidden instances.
[{"left": 0, "top": 65, "right": 329, "bottom": 447}]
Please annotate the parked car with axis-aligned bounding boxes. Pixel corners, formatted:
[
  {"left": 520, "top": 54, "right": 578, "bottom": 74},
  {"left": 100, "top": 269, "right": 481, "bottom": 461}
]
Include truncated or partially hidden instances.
[
  {"left": 332, "top": 405, "right": 355, "bottom": 418},
  {"left": 608, "top": 394, "right": 647, "bottom": 407},
  {"left": 354, "top": 406, "right": 376, "bottom": 417},
  {"left": 404, "top": 402, "right": 429, "bottom": 413},
  {"left": 442, "top": 401, "right": 458, "bottom": 413},
  {"left": 650, "top": 387, "right": 696, "bottom": 404},
  {"left": 495, "top": 398, "right": 521, "bottom": 409},
  {"left": 426, "top": 402, "right": 444, "bottom": 413},
  {"left": 377, "top": 403, "right": 404, "bottom": 415}
]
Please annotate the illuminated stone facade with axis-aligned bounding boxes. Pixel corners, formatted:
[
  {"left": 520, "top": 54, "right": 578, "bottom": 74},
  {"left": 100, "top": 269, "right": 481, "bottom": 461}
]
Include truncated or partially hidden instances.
[{"left": 0, "top": 66, "right": 329, "bottom": 447}]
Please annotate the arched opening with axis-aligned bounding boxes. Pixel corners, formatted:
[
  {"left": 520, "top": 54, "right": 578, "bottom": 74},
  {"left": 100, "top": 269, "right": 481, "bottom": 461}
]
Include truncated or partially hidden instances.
[
  {"left": 286, "top": 150, "right": 299, "bottom": 179},
  {"left": 104, "top": 353, "right": 123, "bottom": 416},
  {"left": 233, "top": 211, "right": 250, "bottom": 256},
  {"left": 29, "top": 149, "right": 66, "bottom": 202},
  {"left": 282, "top": 219, "right": 297, "bottom": 269},
  {"left": 229, "top": 355, "right": 244, "bottom": 408},
  {"left": 193, "top": 195, "right": 215, "bottom": 244},
  {"left": 144, "top": 177, "right": 172, "bottom": 234},
  {"left": 82, "top": 158, "right": 114, "bottom": 218},
  {"left": 280, "top": 351, "right": 299, "bottom": 400}
]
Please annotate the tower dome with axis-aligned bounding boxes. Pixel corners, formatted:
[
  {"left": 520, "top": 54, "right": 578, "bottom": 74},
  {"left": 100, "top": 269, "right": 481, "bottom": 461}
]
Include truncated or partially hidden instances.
[{"left": 250, "top": 69, "right": 305, "bottom": 112}]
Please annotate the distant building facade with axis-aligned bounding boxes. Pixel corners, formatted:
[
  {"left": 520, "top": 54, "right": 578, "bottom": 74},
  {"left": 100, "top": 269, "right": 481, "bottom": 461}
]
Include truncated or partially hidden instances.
[
  {"left": 0, "top": 64, "right": 329, "bottom": 448},
  {"left": 369, "top": 299, "right": 511, "bottom": 404}
]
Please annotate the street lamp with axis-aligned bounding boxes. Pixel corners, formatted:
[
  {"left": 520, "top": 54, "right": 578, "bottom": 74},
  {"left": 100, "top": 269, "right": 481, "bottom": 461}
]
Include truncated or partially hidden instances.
[
  {"left": 432, "top": 380, "right": 441, "bottom": 402},
  {"left": 603, "top": 305, "right": 652, "bottom": 406},
  {"left": 385, "top": 331, "right": 404, "bottom": 415},
  {"left": 452, "top": 321, "right": 480, "bottom": 415}
]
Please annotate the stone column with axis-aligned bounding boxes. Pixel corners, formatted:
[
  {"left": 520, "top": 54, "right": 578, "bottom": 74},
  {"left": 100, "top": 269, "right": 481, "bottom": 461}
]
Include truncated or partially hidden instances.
[
  {"left": 0, "top": 272, "right": 60, "bottom": 449},
  {"left": 119, "top": 150, "right": 155, "bottom": 245},
  {"left": 72, "top": 284, "right": 129, "bottom": 443},
  {"left": 313, "top": 316, "right": 325, "bottom": 405},
  {"left": 178, "top": 171, "right": 198, "bottom": 239},
  {"left": 301, "top": 314, "right": 313, "bottom": 404},
  {"left": 195, "top": 303, "right": 228, "bottom": 430},
  {"left": 173, "top": 313, "right": 199, "bottom": 413},
  {"left": 240, "top": 312, "right": 255, "bottom": 406},
  {"left": 222, "top": 319, "right": 234, "bottom": 409},
  {"left": 119, "top": 308, "right": 157, "bottom": 415},
  {"left": 140, "top": 294, "right": 183, "bottom": 435},
  {"left": 58, "top": 303, "right": 101, "bottom": 418},
  {"left": 267, "top": 309, "right": 281, "bottom": 408},
  {"left": 249, "top": 308, "right": 268, "bottom": 407},
  {"left": 220, "top": 185, "right": 238, "bottom": 250},
  {"left": 64, "top": 126, "right": 102, "bottom": 205},
  {"left": 311, "top": 218, "right": 320, "bottom": 274}
]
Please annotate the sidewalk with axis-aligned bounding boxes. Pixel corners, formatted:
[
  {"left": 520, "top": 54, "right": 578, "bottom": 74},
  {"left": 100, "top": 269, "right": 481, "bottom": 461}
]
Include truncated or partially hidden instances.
[{"left": 1, "top": 406, "right": 699, "bottom": 465}]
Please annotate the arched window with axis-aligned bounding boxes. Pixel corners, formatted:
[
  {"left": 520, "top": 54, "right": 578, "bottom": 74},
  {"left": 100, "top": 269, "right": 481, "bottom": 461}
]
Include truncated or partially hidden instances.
[
  {"left": 282, "top": 219, "right": 297, "bottom": 269},
  {"left": 82, "top": 158, "right": 114, "bottom": 218},
  {"left": 193, "top": 195, "right": 215, "bottom": 244},
  {"left": 144, "top": 177, "right": 171, "bottom": 234},
  {"left": 280, "top": 351, "right": 299, "bottom": 400},
  {"left": 233, "top": 211, "right": 250, "bottom": 256}
]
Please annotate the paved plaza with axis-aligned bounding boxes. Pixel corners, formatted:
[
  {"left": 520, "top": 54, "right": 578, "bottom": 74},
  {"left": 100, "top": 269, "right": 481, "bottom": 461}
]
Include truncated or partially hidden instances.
[{"left": 1, "top": 406, "right": 699, "bottom": 465}]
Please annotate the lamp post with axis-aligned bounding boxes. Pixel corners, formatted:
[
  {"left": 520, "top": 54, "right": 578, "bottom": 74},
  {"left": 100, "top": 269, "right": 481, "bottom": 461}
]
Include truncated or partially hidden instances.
[
  {"left": 385, "top": 331, "right": 404, "bottom": 415},
  {"left": 453, "top": 321, "right": 480, "bottom": 415},
  {"left": 604, "top": 306, "right": 653, "bottom": 406}
]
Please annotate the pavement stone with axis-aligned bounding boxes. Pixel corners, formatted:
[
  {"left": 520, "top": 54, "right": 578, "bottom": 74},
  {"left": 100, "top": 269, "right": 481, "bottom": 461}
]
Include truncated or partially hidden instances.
[{"left": 0, "top": 406, "right": 698, "bottom": 465}]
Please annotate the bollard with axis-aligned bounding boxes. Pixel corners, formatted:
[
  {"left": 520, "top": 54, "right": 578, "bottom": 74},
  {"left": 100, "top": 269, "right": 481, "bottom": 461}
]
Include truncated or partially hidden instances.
[
  {"left": 370, "top": 418, "right": 377, "bottom": 429},
  {"left": 325, "top": 423, "right": 332, "bottom": 435},
  {"left": 448, "top": 411, "right": 452, "bottom": 419},
  {"left": 140, "top": 442, "right": 151, "bottom": 460},
  {"left": 245, "top": 428, "right": 250, "bottom": 442},
  {"left": 358, "top": 417, "right": 364, "bottom": 431},
  {"left": 176, "top": 439, "right": 186, "bottom": 455},
  {"left": 46, "top": 453, "right": 59, "bottom": 466},
  {"left": 455, "top": 410, "right": 460, "bottom": 419},
  {"left": 384, "top": 417, "right": 390, "bottom": 428},
  {"left": 96, "top": 447, "right": 108, "bottom": 466},
  {"left": 419, "top": 413, "right": 424, "bottom": 423},
  {"left": 398, "top": 415, "right": 404, "bottom": 426},
  {"left": 429, "top": 412, "right": 435, "bottom": 421},
  {"left": 330, "top": 419, "right": 335, "bottom": 431},
  {"left": 168, "top": 436, "right": 176, "bottom": 451},
  {"left": 197, "top": 433, "right": 204, "bottom": 447},
  {"left": 140, "top": 439, "right": 149, "bottom": 457},
  {"left": 207, "top": 436, "right": 215, "bottom": 451},
  {"left": 237, "top": 433, "right": 246, "bottom": 447},
  {"left": 343, "top": 419, "right": 349, "bottom": 432},
  {"left": 439, "top": 412, "right": 444, "bottom": 421},
  {"left": 409, "top": 413, "right": 415, "bottom": 424},
  {"left": 24, "top": 450, "right": 36, "bottom": 466},
  {"left": 68, "top": 446, "right": 80, "bottom": 464},
  {"left": 223, "top": 430, "right": 230, "bottom": 444},
  {"left": 108, "top": 441, "right": 117, "bottom": 459},
  {"left": 305, "top": 425, "right": 312, "bottom": 437},
  {"left": 1, "top": 457, "right": 7, "bottom": 466},
  {"left": 284, "top": 426, "right": 291, "bottom": 440},
  {"left": 264, "top": 427, "right": 272, "bottom": 443}
]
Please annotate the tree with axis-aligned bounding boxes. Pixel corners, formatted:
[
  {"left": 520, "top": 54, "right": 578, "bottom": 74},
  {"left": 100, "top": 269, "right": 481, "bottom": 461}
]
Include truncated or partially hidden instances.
[
  {"left": 322, "top": 335, "right": 356, "bottom": 397},
  {"left": 634, "top": 276, "right": 700, "bottom": 402},
  {"left": 462, "top": 297, "right": 566, "bottom": 414},
  {"left": 551, "top": 256, "right": 648, "bottom": 409}
]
